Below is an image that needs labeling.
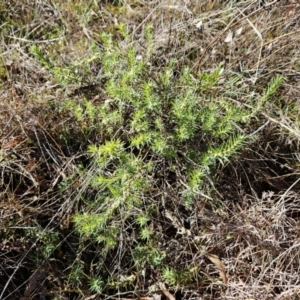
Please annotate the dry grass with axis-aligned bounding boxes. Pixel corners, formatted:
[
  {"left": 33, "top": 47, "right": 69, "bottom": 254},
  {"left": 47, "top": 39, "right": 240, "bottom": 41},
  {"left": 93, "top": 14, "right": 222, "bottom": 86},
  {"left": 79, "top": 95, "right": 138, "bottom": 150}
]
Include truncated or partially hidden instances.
[{"left": 1, "top": 0, "right": 300, "bottom": 299}]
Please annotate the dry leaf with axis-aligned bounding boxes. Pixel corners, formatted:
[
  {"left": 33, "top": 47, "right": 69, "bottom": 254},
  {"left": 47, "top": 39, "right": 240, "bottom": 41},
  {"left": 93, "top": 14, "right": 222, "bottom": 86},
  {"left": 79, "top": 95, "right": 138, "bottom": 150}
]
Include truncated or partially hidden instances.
[
  {"left": 161, "top": 290, "right": 175, "bottom": 300},
  {"left": 158, "top": 282, "right": 176, "bottom": 300},
  {"left": 207, "top": 254, "right": 228, "bottom": 284},
  {"left": 165, "top": 210, "right": 192, "bottom": 236},
  {"left": 195, "top": 20, "right": 203, "bottom": 33},
  {"left": 3, "top": 138, "right": 22, "bottom": 149},
  {"left": 224, "top": 31, "right": 233, "bottom": 43},
  {"left": 152, "top": 294, "right": 162, "bottom": 300},
  {"left": 236, "top": 27, "right": 243, "bottom": 36}
]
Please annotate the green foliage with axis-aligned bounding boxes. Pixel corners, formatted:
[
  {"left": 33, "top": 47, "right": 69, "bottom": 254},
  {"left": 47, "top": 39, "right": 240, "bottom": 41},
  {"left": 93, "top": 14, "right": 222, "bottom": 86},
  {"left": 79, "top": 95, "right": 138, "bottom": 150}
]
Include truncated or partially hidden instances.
[
  {"left": 68, "top": 263, "right": 84, "bottom": 287},
  {"left": 30, "top": 42, "right": 101, "bottom": 87},
  {"left": 162, "top": 267, "right": 179, "bottom": 285},
  {"left": 25, "top": 228, "right": 59, "bottom": 259},
  {"left": 162, "top": 266, "right": 198, "bottom": 287},
  {"left": 139, "top": 226, "right": 153, "bottom": 240},
  {"left": 106, "top": 273, "right": 136, "bottom": 289},
  {"left": 201, "top": 134, "right": 246, "bottom": 167},
  {"left": 134, "top": 243, "right": 166, "bottom": 267},
  {"left": 1, "top": 0, "right": 292, "bottom": 297},
  {"left": 248, "top": 75, "right": 284, "bottom": 120},
  {"left": 30, "top": 44, "right": 54, "bottom": 69},
  {"left": 38, "top": 24, "right": 282, "bottom": 294},
  {"left": 89, "top": 277, "right": 104, "bottom": 293},
  {"left": 73, "top": 214, "right": 106, "bottom": 237},
  {"left": 136, "top": 214, "right": 150, "bottom": 226}
]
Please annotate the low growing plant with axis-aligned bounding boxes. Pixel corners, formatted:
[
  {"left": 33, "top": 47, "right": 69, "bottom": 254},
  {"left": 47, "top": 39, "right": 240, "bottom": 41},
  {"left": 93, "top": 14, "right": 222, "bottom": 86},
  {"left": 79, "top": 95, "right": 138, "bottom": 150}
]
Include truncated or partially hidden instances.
[{"left": 43, "top": 24, "right": 283, "bottom": 291}]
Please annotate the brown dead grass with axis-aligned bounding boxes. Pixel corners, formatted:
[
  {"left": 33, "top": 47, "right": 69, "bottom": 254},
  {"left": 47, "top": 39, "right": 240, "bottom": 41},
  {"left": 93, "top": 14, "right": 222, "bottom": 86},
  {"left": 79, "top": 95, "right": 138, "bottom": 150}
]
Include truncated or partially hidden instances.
[{"left": 1, "top": 0, "right": 300, "bottom": 299}]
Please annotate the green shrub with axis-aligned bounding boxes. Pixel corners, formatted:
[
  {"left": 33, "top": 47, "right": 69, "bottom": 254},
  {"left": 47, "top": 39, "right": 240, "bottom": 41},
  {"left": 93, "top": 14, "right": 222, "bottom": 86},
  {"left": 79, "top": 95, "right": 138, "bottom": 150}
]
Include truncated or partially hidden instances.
[{"left": 35, "top": 24, "right": 282, "bottom": 291}]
